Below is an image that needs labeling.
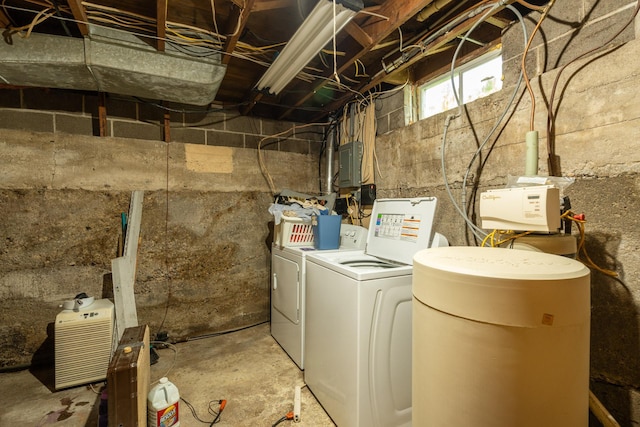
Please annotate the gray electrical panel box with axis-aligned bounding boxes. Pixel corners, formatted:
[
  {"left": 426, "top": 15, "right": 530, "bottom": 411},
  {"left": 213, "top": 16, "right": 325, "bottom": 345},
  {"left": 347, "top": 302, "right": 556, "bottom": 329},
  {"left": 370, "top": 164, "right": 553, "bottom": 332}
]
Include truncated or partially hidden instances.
[{"left": 339, "top": 141, "right": 363, "bottom": 188}]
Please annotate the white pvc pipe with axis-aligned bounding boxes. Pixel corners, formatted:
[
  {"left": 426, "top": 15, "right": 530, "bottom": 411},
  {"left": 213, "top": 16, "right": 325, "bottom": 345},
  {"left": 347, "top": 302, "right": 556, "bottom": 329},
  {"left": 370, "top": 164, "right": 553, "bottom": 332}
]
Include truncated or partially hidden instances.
[{"left": 525, "top": 130, "right": 539, "bottom": 176}]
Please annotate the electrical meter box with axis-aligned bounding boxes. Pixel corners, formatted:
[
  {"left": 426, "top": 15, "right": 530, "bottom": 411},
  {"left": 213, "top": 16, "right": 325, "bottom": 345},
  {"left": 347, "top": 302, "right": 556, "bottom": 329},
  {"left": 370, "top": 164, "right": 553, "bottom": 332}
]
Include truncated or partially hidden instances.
[{"left": 339, "top": 141, "right": 363, "bottom": 188}]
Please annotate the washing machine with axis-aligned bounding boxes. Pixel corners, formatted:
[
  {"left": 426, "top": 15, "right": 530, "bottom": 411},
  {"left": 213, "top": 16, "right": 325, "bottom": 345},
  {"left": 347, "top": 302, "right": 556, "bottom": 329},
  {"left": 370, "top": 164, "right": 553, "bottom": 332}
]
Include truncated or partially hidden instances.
[
  {"left": 271, "top": 223, "right": 367, "bottom": 370},
  {"left": 304, "top": 197, "right": 445, "bottom": 427}
]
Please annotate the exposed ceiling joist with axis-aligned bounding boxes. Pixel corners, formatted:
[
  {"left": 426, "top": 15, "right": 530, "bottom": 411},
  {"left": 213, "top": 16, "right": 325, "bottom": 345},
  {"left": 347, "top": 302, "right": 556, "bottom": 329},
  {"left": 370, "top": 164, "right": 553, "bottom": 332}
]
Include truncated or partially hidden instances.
[
  {"left": 0, "top": 0, "right": 536, "bottom": 123},
  {"left": 67, "top": 0, "right": 89, "bottom": 36},
  {"left": 345, "top": 21, "right": 372, "bottom": 47},
  {"left": 278, "top": 0, "right": 435, "bottom": 120},
  {"left": 0, "top": 9, "right": 10, "bottom": 27},
  {"left": 485, "top": 15, "right": 511, "bottom": 29},
  {"left": 156, "top": 0, "right": 167, "bottom": 51},
  {"left": 251, "top": 0, "right": 294, "bottom": 13},
  {"left": 313, "top": 3, "right": 507, "bottom": 120},
  {"left": 222, "top": 0, "right": 256, "bottom": 65},
  {"left": 359, "top": 0, "right": 434, "bottom": 41}
]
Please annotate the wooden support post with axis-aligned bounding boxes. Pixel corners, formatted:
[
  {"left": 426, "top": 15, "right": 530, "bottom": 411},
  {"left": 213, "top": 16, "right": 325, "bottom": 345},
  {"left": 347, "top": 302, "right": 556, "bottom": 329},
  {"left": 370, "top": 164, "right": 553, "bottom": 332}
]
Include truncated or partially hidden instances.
[
  {"left": 157, "top": 0, "right": 167, "bottom": 51},
  {"left": 98, "top": 92, "right": 107, "bottom": 137},
  {"left": 0, "top": 10, "right": 10, "bottom": 28},
  {"left": 163, "top": 110, "right": 171, "bottom": 142},
  {"left": 67, "top": 0, "right": 89, "bottom": 36},
  {"left": 112, "top": 191, "right": 144, "bottom": 341}
]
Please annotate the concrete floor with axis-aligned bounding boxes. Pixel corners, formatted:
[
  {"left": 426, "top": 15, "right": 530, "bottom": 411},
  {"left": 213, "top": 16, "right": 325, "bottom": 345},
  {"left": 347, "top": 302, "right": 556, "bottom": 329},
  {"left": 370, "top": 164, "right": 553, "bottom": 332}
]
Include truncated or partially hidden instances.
[{"left": 0, "top": 323, "right": 335, "bottom": 426}]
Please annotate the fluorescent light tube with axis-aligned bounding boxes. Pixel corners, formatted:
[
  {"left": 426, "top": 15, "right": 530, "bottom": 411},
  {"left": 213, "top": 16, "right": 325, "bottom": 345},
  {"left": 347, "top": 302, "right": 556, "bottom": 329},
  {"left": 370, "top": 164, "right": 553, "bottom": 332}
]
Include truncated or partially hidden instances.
[{"left": 256, "top": 0, "right": 361, "bottom": 95}]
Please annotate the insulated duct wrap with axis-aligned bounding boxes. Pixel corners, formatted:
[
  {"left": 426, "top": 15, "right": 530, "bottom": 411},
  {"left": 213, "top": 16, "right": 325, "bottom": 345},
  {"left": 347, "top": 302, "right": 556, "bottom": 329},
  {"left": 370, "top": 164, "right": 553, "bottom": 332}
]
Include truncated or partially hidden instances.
[{"left": 0, "top": 28, "right": 227, "bottom": 105}]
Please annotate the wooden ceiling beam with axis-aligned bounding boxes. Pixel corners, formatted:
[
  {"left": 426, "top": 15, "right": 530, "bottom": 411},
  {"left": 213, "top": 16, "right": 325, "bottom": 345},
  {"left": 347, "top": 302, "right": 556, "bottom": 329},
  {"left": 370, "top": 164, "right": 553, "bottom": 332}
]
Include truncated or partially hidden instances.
[
  {"left": 251, "top": 0, "right": 295, "bottom": 13},
  {"left": 278, "top": 0, "right": 435, "bottom": 120},
  {"left": 67, "top": 0, "right": 89, "bottom": 36},
  {"left": 157, "top": 0, "right": 167, "bottom": 51},
  {"left": 0, "top": 10, "right": 10, "bottom": 28},
  {"left": 345, "top": 21, "right": 372, "bottom": 48},
  {"left": 313, "top": 5, "right": 506, "bottom": 121},
  {"left": 222, "top": 0, "right": 256, "bottom": 65},
  {"left": 485, "top": 15, "right": 511, "bottom": 29}
]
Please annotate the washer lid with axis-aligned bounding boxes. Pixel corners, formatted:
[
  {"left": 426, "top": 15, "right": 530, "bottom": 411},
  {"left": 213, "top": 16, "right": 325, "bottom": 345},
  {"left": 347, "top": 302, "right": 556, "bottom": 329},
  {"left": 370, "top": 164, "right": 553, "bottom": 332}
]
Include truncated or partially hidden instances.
[{"left": 366, "top": 197, "right": 437, "bottom": 265}]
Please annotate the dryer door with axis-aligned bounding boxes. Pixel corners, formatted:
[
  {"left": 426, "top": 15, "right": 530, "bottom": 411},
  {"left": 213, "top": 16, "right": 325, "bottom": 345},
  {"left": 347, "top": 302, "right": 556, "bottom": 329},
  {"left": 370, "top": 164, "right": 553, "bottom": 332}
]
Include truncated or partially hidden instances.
[{"left": 272, "top": 254, "right": 301, "bottom": 324}]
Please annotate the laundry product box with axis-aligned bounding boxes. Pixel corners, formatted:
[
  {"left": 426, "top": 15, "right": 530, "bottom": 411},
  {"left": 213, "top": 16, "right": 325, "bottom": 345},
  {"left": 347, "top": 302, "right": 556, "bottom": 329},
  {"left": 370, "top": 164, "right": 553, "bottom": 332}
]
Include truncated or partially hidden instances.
[{"left": 313, "top": 215, "right": 342, "bottom": 250}]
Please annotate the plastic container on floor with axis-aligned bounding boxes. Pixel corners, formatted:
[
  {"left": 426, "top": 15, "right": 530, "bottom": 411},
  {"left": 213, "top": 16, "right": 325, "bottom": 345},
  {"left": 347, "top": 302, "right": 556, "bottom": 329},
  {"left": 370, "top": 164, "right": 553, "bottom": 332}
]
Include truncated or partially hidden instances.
[{"left": 148, "top": 377, "right": 180, "bottom": 427}]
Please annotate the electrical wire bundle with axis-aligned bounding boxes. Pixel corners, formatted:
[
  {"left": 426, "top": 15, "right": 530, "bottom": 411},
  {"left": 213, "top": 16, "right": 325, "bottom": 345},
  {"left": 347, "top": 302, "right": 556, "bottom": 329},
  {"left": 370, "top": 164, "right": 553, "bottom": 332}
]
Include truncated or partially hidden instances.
[
  {"left": 481, "top": 211, "right": 618, "bottom": 278},
  {"left": 562, "top": 211, "right": 619, "bottom": 277},
  {"left": 481, "top": 229, "right": 533, "bottom": 248},
  {"left": 441, "top": 1, "right": 529, "bottom": 245}
]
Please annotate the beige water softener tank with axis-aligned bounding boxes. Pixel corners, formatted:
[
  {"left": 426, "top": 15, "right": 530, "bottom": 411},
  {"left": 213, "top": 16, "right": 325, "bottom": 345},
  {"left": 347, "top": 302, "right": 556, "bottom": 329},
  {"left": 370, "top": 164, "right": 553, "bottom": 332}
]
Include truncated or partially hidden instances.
[{"left": 412, "top": 246, "right": 590, "bottom": 427}]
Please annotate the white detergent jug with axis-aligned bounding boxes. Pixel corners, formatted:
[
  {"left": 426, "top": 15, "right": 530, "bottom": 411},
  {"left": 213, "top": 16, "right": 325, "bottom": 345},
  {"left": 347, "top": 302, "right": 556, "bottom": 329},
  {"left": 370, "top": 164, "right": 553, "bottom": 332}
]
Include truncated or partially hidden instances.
[{"left": 147, "top": 377, "right": 180, "bottom": 427}]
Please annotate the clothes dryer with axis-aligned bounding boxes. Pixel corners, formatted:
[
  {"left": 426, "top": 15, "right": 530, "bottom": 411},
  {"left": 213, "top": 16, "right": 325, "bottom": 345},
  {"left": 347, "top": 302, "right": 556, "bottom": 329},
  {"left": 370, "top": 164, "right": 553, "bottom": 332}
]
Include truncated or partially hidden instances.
[
  {"left": 271, "top": 224, "right": 367, "bottom": 369},
  {"left": 304, "top": 197, "right": 445, "bottom": 427}
]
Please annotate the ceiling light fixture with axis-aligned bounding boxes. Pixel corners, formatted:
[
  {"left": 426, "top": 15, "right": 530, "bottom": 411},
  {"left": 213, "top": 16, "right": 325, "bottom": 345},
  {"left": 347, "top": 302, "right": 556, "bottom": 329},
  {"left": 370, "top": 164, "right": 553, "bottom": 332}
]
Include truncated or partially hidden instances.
[{"left": 256, "top": 0, "right": 363, "bottom": 96}]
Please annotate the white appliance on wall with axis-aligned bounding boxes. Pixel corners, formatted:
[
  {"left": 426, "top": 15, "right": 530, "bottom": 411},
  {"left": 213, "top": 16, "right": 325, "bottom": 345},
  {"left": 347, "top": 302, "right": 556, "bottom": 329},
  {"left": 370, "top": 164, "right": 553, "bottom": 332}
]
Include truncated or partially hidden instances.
[
  {"left": 55, "top": 298, "right": 115, "bottom": 389},
  {"left": 303, "top": 197, "right": 445, "bottom": 427},
  {"left": 271, "top": 223, "right": 367, "bottom": 370}
]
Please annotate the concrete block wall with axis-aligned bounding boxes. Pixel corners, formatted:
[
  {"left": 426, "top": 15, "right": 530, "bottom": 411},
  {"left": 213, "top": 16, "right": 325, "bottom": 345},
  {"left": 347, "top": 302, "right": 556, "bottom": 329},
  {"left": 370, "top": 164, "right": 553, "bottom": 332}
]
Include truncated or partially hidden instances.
[
  {"left": 0, "top": 88, "right": 324, "bottom": 155},
  {"left": 375, "top": 88, "right": 406, "bottom": 136},
  {"left": 371, "top": 1, "right": 640, "bottom": 425},
  {"left": 502, "top": 1, "right": 638, "bottom": 87},
  {"left": 0, "top": 90, "right": 324, "bottom": 369}
]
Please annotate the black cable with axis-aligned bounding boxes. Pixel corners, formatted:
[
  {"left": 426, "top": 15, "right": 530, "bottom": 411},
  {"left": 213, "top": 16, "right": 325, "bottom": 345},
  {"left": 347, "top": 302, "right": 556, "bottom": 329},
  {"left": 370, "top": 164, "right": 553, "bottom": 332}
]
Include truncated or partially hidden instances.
[
  {"left": 271, "top": 412, "right": 293, "bottom": 426},
  {"left": 546, "top": 0, "right": 640, "bottom": 176},
  {"left": 208, "top": 400, "right": 226, "bottom": 426},
  {"left": 180, "top": 397, "right": 211, "bottom": 424},
  {"left": 272, "top": 416, "right": 288, "bottom": 426},
  {"left": 180, "top": 396, "right": 226, "bottom": 425},
  {"left": 132, "top": 96, "right": 250, "bottom": 114},
  {"left": 186, "top": 320, "right": 269, "bottom": 341},
  {"left": 50, "top": 0, "right": 71, "bottom": 37},
  {"left": 155, "top": 130, "right": 171, "bottom": 338}
]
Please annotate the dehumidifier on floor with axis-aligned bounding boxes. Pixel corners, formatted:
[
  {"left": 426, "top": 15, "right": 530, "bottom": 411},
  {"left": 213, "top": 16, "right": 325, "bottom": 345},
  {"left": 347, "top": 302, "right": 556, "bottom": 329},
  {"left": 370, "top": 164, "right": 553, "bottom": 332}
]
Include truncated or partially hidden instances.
[{"left": 55, "top": 298, "right": 115, "bottom": 389}]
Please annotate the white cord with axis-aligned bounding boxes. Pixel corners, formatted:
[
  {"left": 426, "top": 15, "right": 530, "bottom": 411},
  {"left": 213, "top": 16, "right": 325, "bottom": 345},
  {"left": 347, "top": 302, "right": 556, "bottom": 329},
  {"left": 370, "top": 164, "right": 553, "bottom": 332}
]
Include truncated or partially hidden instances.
[
  {"left": 150, "top": 340, "right": 179, "bottom": 385},
  {"left": 440, "top": 2, "right": 502, "bottom": 242},
  {"left": 332, "top": 0, "right": 340, "bottom": 86},
  {"left": 460, "top": 4, "right": 528, "bottom": 240},
  {"left": 258, "top": 122, "right": 331, "bottom": 194}
]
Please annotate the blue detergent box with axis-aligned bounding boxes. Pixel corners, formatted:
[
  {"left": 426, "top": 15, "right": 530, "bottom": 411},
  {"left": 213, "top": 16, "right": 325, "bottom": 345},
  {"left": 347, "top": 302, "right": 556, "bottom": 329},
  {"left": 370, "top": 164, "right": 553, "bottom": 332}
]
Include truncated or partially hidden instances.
[{"left": 313, "top": 215, "right": 342, "bottom": 250}]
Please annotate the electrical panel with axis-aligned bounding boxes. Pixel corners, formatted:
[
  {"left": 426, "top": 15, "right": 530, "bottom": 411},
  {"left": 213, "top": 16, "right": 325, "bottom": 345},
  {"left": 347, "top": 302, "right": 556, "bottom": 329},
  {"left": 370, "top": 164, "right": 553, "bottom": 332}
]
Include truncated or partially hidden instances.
[{"left": 338, "top": 141, "right": 363, "bottom": 188}]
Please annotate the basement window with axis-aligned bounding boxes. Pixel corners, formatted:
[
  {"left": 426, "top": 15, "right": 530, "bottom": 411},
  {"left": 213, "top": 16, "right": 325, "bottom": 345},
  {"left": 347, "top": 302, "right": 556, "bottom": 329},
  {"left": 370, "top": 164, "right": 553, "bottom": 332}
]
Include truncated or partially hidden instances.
[{"left": 418, "top": 49, "right": 503, "bottom": 120}]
